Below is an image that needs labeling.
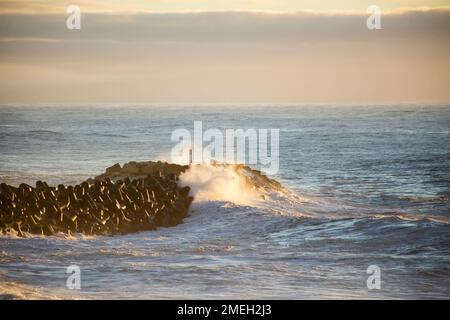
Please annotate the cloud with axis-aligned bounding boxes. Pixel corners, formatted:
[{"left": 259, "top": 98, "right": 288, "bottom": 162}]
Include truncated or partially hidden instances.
[
  {"left": 0, "top": 9, "right": 449, "bottom": 103},
  {"left": 0, "top": 9, "right": 449, "bottom": 43}
]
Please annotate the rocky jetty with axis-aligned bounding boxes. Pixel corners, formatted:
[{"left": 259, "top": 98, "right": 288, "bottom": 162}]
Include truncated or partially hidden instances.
[
  {"left": 0, "top": 160, "right": 282, "bottom": 237},
  {"left": 95, "top": 160, "right": 189, "bottom": 181},
  {"left": 0, "top": 163, "right": 193, "bottom": 237}
]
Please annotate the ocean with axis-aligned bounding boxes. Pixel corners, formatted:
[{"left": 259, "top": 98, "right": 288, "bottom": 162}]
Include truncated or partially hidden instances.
[{"left": 0, "top": 104, "right": 449, "bottom": 299}]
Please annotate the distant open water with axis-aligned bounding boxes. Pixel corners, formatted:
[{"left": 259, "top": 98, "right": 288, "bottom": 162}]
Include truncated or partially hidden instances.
[{"left": 0, "top": 105, "right": 449, "bottom": 299}]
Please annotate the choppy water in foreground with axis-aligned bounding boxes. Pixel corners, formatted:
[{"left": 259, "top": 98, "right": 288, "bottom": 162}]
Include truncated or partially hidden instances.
[{"left": 0, "top": 105, "right": 449, "bottom": 299}]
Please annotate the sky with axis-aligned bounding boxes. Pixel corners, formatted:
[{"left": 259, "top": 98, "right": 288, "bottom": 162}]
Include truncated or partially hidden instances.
[
  {"left": 0, "top": 1, "right": 449, "bottom": 104},
  {"left": 1, "top": 1, "right": 450, "bottom": 13}
]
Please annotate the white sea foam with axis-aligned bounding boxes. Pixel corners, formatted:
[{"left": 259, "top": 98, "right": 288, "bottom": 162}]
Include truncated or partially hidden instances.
[
  {"left": 0, "top": 281, "right": 65, "bottom": 300},
  {"left": 179, "top": 164, "right": 262, "bottom": 206}
]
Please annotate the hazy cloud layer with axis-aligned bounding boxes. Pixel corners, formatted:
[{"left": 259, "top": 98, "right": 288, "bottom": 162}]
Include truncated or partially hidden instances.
[
  {"left": 0, "top": 10, "right": 449, "bottom": 103},
  {"left": 1, "top": 9, "right": 450, "bottom": 42}
]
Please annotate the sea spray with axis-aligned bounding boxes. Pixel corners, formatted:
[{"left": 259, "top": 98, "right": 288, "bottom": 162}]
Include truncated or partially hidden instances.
[{"left": 178, "top": 164, "right": 262, "bottom": 205}]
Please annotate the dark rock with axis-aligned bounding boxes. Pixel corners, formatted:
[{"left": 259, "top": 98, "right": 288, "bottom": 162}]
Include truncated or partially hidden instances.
[
  {"left": 105, "top": 163, "right": 121, "bottom": 175},
  {"left": 0, "top": 161, "right": 197, "bottom": 237},
  {"left": 122, "top": 161, "right": 140, "bottom": 174},
  {"left": 35, "top": 181, "right": 45, "bottom": 190},
  {"left": 179, "top": 186, "right": 191, "bottom": 198}
]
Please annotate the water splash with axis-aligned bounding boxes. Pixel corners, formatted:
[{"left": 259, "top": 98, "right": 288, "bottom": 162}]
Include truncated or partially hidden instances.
[{"left": 179, "top": 164, "right": 262, "bottom": 205}]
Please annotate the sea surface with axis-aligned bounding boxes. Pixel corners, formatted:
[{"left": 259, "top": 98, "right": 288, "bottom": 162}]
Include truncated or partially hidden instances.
[{"left": 0, "top": 104, "right": 449, "bottom": 299}]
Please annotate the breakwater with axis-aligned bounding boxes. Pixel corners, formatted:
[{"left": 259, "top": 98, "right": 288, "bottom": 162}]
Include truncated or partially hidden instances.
[{"left": 0, "top": 161, "right": 193, "bottom": 236}]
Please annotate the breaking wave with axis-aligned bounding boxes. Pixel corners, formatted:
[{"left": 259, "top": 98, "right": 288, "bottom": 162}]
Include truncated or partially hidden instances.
[{"left": 179, "top": 164, "right": 450, "bottom": 226}]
